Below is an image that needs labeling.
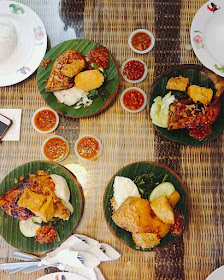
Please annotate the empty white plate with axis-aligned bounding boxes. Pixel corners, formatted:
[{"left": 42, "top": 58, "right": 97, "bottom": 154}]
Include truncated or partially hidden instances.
[{"left": 191, "top": 0, "right": 224, "bottom": 77}]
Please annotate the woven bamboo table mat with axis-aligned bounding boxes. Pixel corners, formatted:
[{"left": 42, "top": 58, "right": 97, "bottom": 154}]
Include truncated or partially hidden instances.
[{"left": 0, "top": 0, "right": 224, "bottom": 279}]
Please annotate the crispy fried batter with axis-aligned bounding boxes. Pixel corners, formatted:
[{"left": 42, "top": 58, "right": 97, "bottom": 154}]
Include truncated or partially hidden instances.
[
  {"left": 112, "top": 196, "right": 171, "bottom": 237},
  {"left": 132, "top": 232, "right": 161, "bottom": 249},
  {"left": 75, "top": 69, "right": 104, "bottom": 91},
  {"left": 166, "top": 76, "right": 189, "bottom": 91},
  {"left": 45, "top": 50, "right": 86, "bottom": 92},
  {"left": 187, "top": 85, "right": 213, "bottom": 105},
  {"left": 61, "top": 59, "right": 86, "bottom": 78}
]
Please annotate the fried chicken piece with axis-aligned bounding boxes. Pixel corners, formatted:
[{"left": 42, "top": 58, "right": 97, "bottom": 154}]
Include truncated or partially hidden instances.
[
  {"left": 112, "top": 196, "right": 170, "bottom": 237},
  {"left": 45, "top": 50, "right": 86, "bottom": 92},
  {"left": 61, "top": 59, "right": 86, "bottom": 77},
  {"left": 166, "top": 76, "right": 189, "bottom": 91},
  {"left": 132, "top": 232, "right": 161, "bottom": 249}
]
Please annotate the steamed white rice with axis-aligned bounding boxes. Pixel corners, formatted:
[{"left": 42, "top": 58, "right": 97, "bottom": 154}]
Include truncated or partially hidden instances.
[{"left": 0, "top": 19, "right": 17, "bottom": 61}]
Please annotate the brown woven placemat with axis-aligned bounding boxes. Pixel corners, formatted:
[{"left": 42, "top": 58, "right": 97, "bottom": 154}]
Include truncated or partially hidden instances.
[{"left": 1, "top": 0, "right": 224, "bottom": 280}]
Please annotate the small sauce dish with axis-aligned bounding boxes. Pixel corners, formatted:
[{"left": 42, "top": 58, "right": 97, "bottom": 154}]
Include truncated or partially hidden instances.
[
  {"left": 42, "top": 135, "right": 69, "bottom": 162},
  {"left": 120, "top": 87, "right": 147, "bottom": 113},
  {"left": 74, "top": 134, "right": 102, "bottom": 161},
  {"left": 128, "top": 29, "right": 155, "bottom": 54},
  {"left": 32, "top": 107, "right": 59, "bottom": 134},
  {"left": 121, "top": 58, "right": 147, "bottom": 83}
]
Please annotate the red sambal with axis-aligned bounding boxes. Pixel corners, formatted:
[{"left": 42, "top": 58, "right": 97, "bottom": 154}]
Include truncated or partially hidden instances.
[
  {"left": 76, "top": 136, "right": 100, "bottom": 159},
  {"left": 35, "top": 225, "right": 57, "bottom": 243},
  {"left": 43, "top": 137, "right": 68, "bottom": 161},
  {"left": 34, "top": 109, "right": 57, "bottom": 132},
  {"left": 122, "top": 89, "right": 145, "bottom": 111},
  {"left": 123, "top": 60, "right": 145, "bottom": 81},
  {"left": 131, "top": 32, "right": 152, "bottom": 51}
]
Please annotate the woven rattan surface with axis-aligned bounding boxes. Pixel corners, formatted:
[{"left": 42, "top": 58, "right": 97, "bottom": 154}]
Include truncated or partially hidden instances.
[{"left": 0, "top": 0, "right": 224, "bottom": 279}]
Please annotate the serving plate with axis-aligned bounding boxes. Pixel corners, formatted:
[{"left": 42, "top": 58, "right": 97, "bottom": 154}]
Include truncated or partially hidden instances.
[
  {"left": 37, "top": 272, "right": 88, "bottom": 280},
  {"left": 103, "top": 161, "right": 189, "bottom": 251},
  {"left": 0, "top": 161, "right": 84, "bottom": 253},
  {"left": 37, "top": 39, "right": 120, "bottom": 118},
  {"left": 191, "top": 0, "right": 224, "bottom": 77},
  {"left": 0, "top": 1, "right": 47, "bottom": 87},
  {"left": 148, "top": 64, "right": 224, "bottom": 146}
]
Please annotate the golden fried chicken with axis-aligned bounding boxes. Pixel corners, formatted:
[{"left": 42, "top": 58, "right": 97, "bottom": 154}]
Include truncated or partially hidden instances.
[
  {"left": 132, "top": 232, "right": 160, "bottom": 249},
  {"left": 45, "top": 49, "right": 86, "bottom": 92}
]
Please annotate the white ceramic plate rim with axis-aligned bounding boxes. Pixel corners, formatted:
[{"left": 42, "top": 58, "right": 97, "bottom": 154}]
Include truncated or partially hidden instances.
[
  {"left": 42, "top": 135, "right": 69, "bottom": 162},
  {"left": 120, "top": 87, "right": 147, "bottom": 113},
  {"left": 190, "top": 0, "right": 224, "bottom": 77},
  {"left": 206, "top": 265, "right": 224, "bottom": 280},
  {"left": 121, "top": 58, "right": 147, "bottom": 83},
  {"left": 74, "top": 134, "right": 102, "bottom": 161},
  {"left": 31, "top": 107, "right": 59, "bottom": 134},
  {"left": 128, "top": 29, "right": 155, "bottom": 54},
  {"left": 36, "top": 272, "right": 89, "bottom": 280},
  {"left": 0, "top": 1, "right": 47, "bottom": 86}
]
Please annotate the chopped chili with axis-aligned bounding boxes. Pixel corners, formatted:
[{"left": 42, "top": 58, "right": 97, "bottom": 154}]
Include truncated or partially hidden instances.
[
  {"left": 77, "top": 136, "right": 100, "bottom": 159},
  {"left": 43, "top": 137, "right": 68, "bottom": 161},
  {"left": 131, "top": 32, "right": 152, "bottom": 51},
  {"left": 34, "top": 109, "right": 57, "bottom": 132},
  {"left": 123, "top": 89, "right": 145, "bottom": 111},
  {"left": 123, "top": 60, "right": 145, "bottom": 81}
]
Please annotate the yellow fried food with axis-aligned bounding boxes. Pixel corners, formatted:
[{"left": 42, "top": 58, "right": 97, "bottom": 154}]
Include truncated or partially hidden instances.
[
  {"left": 17, "top": 189, "right": 55, "bottom": 222},
  {"left": 187, "top": 85, "right": 213, "bottom": 105},
  {"left": 75, "top": 69, "right": 104, "bottom": 91},
  {"left": 61, "top": 59, "right": 86, "bottom": 78},
  {"left": 150, "top": 195, "right": 175, "bottom": 224},
  {"left": 132, "top": 232, "right": 161, "bottom": 249},
  {"left": 166, "top": 76, "right": 189, "bottom": 91},
  {"left": 168, "top": 191, "right": 181, "bottom": 209}
]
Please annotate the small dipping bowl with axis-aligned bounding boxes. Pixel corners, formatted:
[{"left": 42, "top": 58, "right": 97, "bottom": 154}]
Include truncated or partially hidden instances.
[
  {"left": 32, "top": 107, "right": 59, "bottom": 134},
  {"left": 120, "top": 87, "right": 147, "bottom": 113},
  {"left": 128, "top": 29, "right": 155, "bottom": 54},
  {"left": 42, "top": 135, "right": 69, "bottom": 162},
  {"left": 75, "top": 134, "right": 102, "bottom": 161},
  {"left": 121, "top": 58, "right": 147, "bottom": 83}
]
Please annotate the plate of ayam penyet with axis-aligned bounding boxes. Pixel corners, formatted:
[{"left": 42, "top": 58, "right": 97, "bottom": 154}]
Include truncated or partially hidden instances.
[
  {"left": 37, "top": 39, "right": 120, "bottom": 118},
  {"left": 104, "top": 161, "right": 189, "bottom": 251},
  {"left": 0, "top": 161, "right": 84, "bottom": 253},
  {"left": 148, "top": 64, "right": 224, "bottom": 146}
]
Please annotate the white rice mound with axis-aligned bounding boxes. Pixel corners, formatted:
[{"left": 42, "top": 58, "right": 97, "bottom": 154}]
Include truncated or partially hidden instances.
[{"left": 0, "top": 19, "right": 17, "bottom": 61}]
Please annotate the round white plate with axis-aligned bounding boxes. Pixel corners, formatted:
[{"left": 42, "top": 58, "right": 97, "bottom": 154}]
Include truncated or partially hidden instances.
[
  {"left": 191, "top": 0, "right": 224, "bottom": 77},
  {"left": 0, "top": 1, "right": 47, "bottom": 86},
  {"left": 37, "top": 272, "right": 88, "bottom": 280},
  {"left": 206, "top": 266, "right": 224, "bottom": 280}
]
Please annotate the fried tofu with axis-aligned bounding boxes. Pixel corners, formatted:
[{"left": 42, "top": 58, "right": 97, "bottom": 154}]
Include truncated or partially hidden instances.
[
  {"left": 168, "top": 191, "right": 181, "bottom": 209},
  {"left": 17, "top": 189, "right": 55, "bottom": 223},
  {"left": 187, "top": 85, "right": 213, "bottom": 105},
  {"left": 45, "top": 50, "right": 86, "bottom": 92},
  {"left": 75, "top": 69, "right": 104, "bottom": 91},
  {"left": 166, "top": 76, "right": 189, "bottom": 91},
  {"left": 132, "top": 232, "right": 160, "bottom": 249}
]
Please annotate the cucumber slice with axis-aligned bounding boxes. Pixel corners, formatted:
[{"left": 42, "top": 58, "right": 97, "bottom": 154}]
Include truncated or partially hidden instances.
[{"left": 149, "top": 182, "right": 175, "bottom": 202}]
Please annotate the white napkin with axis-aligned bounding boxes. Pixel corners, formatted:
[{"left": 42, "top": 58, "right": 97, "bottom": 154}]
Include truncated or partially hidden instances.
[
  {"left": 0, "top": 109, "right": 22, "bottom": 141},
  {"left": 39, "top": 234, "right": 121, "bottom": 280}
]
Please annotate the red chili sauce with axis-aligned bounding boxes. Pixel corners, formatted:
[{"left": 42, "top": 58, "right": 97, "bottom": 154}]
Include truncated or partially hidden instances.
[
  {"left": 77, "top": 136, "right": 100, "bottom": 159},
  {"left": 86, "top": 47, "right": 110, "bottom": 70},
  {"left": 170, "top": 209, "right": 183, "bottom": 236},
  {"left": 43, "top": 137, "right": 67, "bottom": 161},
  {"left": 34, "top": 109, "right": 57, "bottom": 132},
  {"left": 123, "top": 60, "right": 145, "bottom": 81},
  {"left": 131, "top": 32, "right": 152, "bottom": 51},
  {"left": 35, "top": 225, "right": 57, "bottom": 243},
  {"left": 123, "top": 89, "right": 145, "bottom": 111}
]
